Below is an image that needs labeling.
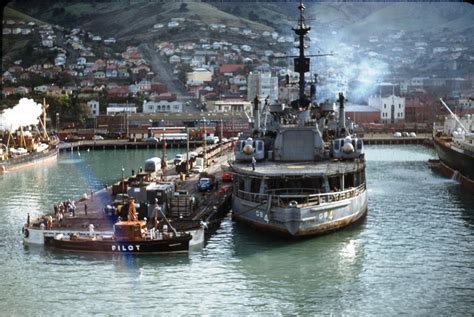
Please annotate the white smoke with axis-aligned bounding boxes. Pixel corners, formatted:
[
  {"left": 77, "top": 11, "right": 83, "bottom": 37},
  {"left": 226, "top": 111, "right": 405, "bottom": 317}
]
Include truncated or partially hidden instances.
[
  {"left": 304, "top": 35, "right": 390, "bottom": 103},
  {"left": 0, "top": 98, "right": 43, "bottom": 132}
]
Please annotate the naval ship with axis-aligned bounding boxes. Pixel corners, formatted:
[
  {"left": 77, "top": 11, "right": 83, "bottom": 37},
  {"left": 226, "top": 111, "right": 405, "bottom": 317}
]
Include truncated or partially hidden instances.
[{"left": 228, "top": 1, "right": 368, "bottom": 237}]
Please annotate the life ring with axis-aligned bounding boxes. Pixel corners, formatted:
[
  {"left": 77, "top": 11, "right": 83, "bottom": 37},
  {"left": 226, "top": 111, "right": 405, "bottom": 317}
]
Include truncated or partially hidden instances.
[{"left": 24, "top": 228, "right": 29, "bottom": 238}]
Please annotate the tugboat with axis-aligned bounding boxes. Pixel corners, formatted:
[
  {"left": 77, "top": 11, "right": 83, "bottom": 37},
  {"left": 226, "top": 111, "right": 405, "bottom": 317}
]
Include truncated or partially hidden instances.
[
  {"left": 432, "top": 98, "right": 474, "bottom": 191},
  {"left": 228, "top": 0, "right": 368, "bottom": 237},
  {"left": 49, "top": 197, "right": 192, "bottom": 254}
]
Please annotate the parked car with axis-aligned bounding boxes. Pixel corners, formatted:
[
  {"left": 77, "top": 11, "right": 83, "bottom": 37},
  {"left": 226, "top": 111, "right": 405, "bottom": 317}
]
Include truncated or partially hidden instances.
[
  {"left": 144, "top": 137, "right": 159, "bottom": 143},
  {"left": 393, "top": 132, "right": 402, "bottom": 138},
  {"left": 189, "top": 151, "right": 198, "bottom": 159},
  {"left": 191, "top": 165, "right": 204, "bottom": 174},
  {"left": 222, "top": 171, "right": 233, "bottom": 182},
  {"left": 409, "top": 132, "right": 417, "bottom": 137},
  {"left": 92, "top": 135, "right": 104, "bottom": 140},
  {"left": 174, "top": 154, "right": 184, "bottom": 165}
]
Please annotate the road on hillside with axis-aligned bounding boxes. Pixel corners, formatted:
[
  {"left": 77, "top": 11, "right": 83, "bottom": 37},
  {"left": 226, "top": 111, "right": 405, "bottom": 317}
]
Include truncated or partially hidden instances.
[{"left": 140, "top": 43, "right": 204, "bottom": 111}]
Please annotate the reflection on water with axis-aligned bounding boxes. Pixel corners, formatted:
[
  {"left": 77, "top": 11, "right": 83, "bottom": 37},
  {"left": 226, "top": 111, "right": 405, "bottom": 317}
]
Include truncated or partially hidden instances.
[{"left": 0, "top": 145, "right": 473, "bottom": 315}]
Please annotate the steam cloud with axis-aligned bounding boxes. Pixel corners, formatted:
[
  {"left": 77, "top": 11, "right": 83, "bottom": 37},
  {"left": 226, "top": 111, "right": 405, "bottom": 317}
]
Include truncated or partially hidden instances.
[
  {"left": 285, "top": 5, "right": 391, "bottom": 104},
  {"left": 306, "top": 35, "right": 390, "bottom": 103},
  {"left": 0, "top": 98, "right": 43, "bottom": 132}
]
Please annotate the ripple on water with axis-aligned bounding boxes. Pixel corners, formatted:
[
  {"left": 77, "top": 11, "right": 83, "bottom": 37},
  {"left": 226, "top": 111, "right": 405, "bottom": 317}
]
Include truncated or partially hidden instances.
[{"left": 0, "top": 145, "right": 472, "bottom": 315}]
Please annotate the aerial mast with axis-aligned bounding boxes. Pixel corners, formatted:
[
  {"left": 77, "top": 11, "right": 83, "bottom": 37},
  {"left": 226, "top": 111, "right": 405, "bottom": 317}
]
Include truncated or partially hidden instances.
[{"left": 292, "top": 0, "right": 311, "bottom": 107}]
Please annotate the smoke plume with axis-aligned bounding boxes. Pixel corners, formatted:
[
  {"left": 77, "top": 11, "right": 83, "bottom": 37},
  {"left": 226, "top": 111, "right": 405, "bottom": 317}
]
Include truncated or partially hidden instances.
[{"left": 0, "top": 98, "right": 43, "bottom": 132}]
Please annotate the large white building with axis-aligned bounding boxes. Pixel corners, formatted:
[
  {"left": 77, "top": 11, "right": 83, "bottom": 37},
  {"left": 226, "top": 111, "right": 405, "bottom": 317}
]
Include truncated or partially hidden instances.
[
  {"left": 368, "top": 95, "right": 405, "bottom": 124},
  {"left": 107, "top": 103, "right": 137, "bottom": 115},
  {"left": 143, "top": 100, "right": 183, "bottom": 113},
  {"left": 247, "top": 72, "right": 278, "bottom": 104},
  {"left": 213, "top": 99, "right": 253, "bottom": 118}
]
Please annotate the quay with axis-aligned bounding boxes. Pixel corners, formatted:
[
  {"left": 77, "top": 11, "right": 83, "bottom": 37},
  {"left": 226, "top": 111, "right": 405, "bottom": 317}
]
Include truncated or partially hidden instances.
[
  {"left": 58, "top": 134, "right": 433, "bottom": 151},
  {"left": 58, "top": 139, "right": 209, "bottom": 152},
  {"left": 361, "top": 133, "right": 432, "bottom": 145}
]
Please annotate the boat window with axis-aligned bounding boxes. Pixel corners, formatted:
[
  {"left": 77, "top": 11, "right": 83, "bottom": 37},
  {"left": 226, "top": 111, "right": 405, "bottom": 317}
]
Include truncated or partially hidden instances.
[
  {"left": 340, "top": 140, "right": 344, "bottom": 148},
  {"left": 357, "top": 140, "right": 362, "bottom": 150},
  {"left": 257, "top": 141, "right": 263, "bottom": 152},
  {"left": 344, "top": 173, "right": 355, "bottom": 188},
  {"left": 334, "top": 140, "right": 339, "bottom": 150}
]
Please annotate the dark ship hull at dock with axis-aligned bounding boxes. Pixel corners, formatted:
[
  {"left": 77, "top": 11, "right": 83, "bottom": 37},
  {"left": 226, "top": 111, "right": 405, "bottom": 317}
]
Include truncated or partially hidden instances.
[
  {"left": 48, "top": 234, "right": 191, "bottom": 254},
  {"left": 231, "top": 161, "right": 368, "bottom": 238},
  {"left": 433, "top": 135, "right": 474, "bottom": 181}
]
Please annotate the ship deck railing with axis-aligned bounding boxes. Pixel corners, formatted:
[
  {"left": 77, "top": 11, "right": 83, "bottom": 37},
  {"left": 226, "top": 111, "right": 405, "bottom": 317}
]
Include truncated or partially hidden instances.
[{"left": 235, "top": 183, "right": 366, "bottom": 208}]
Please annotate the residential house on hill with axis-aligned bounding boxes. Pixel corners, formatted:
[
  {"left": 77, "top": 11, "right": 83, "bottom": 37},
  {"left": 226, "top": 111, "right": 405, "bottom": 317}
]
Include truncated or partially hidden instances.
[{"left": 219, "top": 64, "right": 245, "bottom": 76}]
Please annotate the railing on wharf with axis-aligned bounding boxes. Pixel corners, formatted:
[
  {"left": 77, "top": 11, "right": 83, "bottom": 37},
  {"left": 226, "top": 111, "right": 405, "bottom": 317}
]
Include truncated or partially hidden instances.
[{"left": 234, "top": 183, "right": 366, "bottom": 208}]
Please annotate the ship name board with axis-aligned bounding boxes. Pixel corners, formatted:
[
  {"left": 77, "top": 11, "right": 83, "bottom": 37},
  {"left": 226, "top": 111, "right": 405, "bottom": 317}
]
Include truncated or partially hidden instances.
[{"left": 112, "top": 244, "right": 141, "bottom": 252}]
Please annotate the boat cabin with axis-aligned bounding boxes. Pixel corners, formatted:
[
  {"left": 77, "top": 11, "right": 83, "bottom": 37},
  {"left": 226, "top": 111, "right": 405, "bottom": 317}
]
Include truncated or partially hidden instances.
[{"left": 114, "top": 221, "right": 145, "bottom": 241}]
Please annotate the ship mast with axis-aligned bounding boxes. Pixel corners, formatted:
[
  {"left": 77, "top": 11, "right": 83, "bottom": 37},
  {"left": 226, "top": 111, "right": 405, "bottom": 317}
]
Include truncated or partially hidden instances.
[{"left": 293, "top": 0, "right": 311, "bottom": 108}]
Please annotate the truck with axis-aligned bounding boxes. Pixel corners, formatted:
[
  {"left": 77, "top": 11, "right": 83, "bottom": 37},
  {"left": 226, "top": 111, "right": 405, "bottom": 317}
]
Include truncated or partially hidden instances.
[{"left": 191, "top": 157, "right": 204, "bottom": 173}]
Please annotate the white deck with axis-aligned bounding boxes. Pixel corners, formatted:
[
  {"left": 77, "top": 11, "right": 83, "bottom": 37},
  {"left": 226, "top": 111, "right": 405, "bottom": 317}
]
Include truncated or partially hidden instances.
[{"left": 230, "top": 159, "right": 365, "bottom": 177}]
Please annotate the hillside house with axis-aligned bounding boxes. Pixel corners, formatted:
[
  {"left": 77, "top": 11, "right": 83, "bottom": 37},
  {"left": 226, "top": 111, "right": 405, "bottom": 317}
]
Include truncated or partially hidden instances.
[
  {"left": 187, "top": 68, "right": 213, "bottom": 84},
  {"left": 77, "top": 57, "right": 87, "bottom": 65},
  {"left": 87, "top": 99, "right": 100, "bottom": 117},
  {"left": 219, "top": 64, "right": 245, "bottom": 76}
]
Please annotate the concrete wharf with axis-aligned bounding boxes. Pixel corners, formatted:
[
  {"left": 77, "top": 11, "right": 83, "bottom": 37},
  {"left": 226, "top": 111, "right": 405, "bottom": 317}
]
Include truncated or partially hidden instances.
[{"left": 28, "top": 142, "right": 233, "bottom": 234}]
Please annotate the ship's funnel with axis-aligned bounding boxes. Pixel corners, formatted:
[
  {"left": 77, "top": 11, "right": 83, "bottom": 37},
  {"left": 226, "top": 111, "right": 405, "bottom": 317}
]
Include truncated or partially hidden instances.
[
  {"left": 253, "top": 96, "right": 260, "bottom": 131},
  {"left": 310, "top": 84, "right": 316, "bottom": 103}
]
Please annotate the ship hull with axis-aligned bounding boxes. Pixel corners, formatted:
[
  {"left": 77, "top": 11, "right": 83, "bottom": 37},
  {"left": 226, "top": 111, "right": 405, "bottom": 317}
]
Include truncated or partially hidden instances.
[
  {"left": 232, "top": 190, "right": 368, "bottom": 237},
  {"left": 433, "top": 136, "right": 474, "bottom": 181},
  {"left": 1, "top": 148, "right": 58, "bottom": 173},
  {"left": 48, "top": 234, "right": 191, "bottom": 254}
]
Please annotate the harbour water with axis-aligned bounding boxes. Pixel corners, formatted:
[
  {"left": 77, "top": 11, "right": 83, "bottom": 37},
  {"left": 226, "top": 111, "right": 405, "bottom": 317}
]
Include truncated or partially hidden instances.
[{"left": 0, "top": 145, "right": 472, "bottom": 315}]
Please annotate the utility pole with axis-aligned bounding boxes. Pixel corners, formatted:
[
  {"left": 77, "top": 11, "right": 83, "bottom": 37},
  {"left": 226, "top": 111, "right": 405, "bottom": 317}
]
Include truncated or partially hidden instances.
[
  {"left": 220, "top": 118, "right": 223, "bottom": 156},
  {"left": 203, "top": 118, "right": 207, "bottom": 167},
  {"left": 186, "top": 127, "right": 190, "bottom": 177}
]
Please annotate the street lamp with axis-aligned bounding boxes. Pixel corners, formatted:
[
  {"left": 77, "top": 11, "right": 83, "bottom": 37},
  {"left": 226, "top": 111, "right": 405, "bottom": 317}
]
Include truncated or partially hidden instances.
[
  {"left": 56, "top": 112, "right": 59, "bottom": 133},
  {"left": 121, "top": 167, "right": 125, "bottom": 204}
]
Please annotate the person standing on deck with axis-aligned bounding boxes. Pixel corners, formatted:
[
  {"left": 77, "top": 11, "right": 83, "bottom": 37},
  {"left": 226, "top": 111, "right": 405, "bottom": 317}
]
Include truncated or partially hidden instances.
[
  {"left": 251, "top": 156, "right": 256, "bottom": 171},
  {"left": 84, "top": 203, "right": 88, "bottom": 215}
]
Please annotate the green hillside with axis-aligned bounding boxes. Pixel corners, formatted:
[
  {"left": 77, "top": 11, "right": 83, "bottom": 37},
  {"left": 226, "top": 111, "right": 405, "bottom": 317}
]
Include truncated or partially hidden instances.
[
  {"left": 3, "top": 6, "right": 46, "bottom": 25},
  {"left": 5, "top": 1, "right": 274, "bottom": 45}
]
